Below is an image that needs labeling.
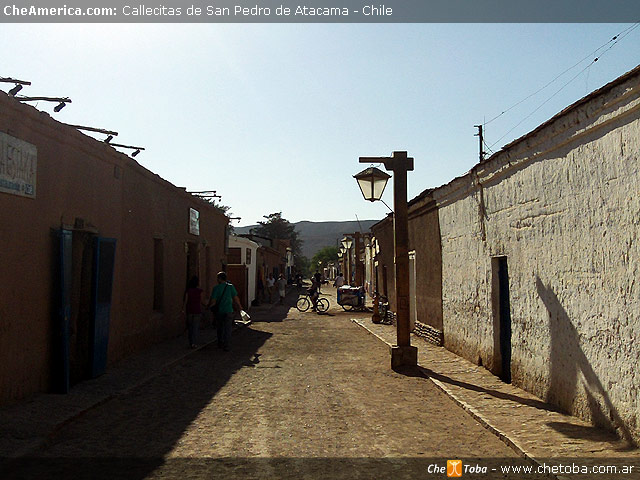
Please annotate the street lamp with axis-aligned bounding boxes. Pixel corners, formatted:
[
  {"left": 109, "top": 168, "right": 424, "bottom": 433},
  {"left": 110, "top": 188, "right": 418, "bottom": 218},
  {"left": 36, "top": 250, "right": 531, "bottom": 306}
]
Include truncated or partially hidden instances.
[
  {"left": 357, "top": 151, "right": 417, "bottom": 369},
  {"left": 341, "top": 237, "right": 353, "bottom": 284},
  {"left": 354, "top": 166, "right": 391, "bottom": 202}
]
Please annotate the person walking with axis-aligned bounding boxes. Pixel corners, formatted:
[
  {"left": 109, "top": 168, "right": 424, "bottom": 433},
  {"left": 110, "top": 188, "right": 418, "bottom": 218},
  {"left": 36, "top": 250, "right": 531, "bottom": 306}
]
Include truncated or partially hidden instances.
[
  {"left": 182, "top": 275, "right": 203, "bottom": 349},
  {"left": 266, "top": 273, "right": 276, "bottom": 303},
  {"left": 209, "top": 271, "right": 243, "bottom": 352},
  {"left": 334, "top": 272, "right": 345, "bottom": 289},
  {"left": 276, "top": 273, "right": 287, "bottom": 305},
  {"left": 256, "top": 275, "right": 265, "bottom": 304}
]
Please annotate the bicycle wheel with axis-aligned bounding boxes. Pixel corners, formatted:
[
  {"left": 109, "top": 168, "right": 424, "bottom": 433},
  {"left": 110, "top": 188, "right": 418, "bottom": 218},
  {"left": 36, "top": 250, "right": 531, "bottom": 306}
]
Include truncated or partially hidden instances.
[
  {"left": 341, "top": 304, "right": 354, "bottom": 311},
  {"left": 378, "top": 301, "right": 390, "bottom": 323},
  {"left": 316, "top": 298, "right": 330, "bottom": 313},
  {"left": 296, "top": 296, "right": 310, "bottom": 312}
]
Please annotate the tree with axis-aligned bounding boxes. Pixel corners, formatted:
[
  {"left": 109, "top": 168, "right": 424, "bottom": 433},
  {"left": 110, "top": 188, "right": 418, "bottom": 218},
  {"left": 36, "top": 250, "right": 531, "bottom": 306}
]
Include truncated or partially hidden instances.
[
  {"left": 206, "top": 199, "right": 234, "bottom": 232},
  {"left": 311, "top": 246, "right": 339, "bottom": 271},
  {"left": 254, "top": 212, "right": 303, "bottom": 258},
  {"left": 254, "top": 212, "right": 306, "bottom": 276}
]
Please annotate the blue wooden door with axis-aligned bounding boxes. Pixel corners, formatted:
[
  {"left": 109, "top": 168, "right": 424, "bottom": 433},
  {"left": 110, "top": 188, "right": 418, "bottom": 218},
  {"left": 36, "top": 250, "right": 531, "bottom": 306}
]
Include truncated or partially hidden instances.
[
  {"left": 56, "top": 229, "right": 73, "bottom": 393},
  {"left": 90, "top": 237, "right": 117, "bottom": 378}
]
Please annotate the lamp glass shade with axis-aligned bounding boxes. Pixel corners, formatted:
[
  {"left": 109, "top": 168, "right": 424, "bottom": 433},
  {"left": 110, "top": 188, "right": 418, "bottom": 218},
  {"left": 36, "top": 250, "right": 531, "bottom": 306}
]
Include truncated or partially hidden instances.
[
  {"left": 353, "top": 166, "right": 390, "bottom": 202},
  {"left": 341, "top": 237, "right": 353, "bottom": 249}
]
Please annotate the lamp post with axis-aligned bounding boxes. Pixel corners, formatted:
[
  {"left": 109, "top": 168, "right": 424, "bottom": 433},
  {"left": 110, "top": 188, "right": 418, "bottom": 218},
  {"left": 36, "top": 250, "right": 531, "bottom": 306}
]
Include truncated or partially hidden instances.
[
  {"left": 367, "top": 234, "right": 382, "bottom": 324},
  {"left": 341, "top": 236, "right": 353, "bottom": 285},
  {"left": 344, "top": 231, "right": 363, "bottom": 286},
  {"left": 355, "top": 152, "right": 417, "bottom": 369}
]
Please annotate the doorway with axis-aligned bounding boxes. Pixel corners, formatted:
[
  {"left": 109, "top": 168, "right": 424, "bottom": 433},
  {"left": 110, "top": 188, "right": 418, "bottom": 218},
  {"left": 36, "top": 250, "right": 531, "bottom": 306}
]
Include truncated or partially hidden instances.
[
  {"left": 69, "top": 231, "right": 95, "bottom": 386},
  {"left": 409, "top": 251, "right": 417, "bottom": 331},
  {"left": 55, "top": 230, "right": 117, "bottom": 392},
  {"left": 492, "top": 256, "right": 512, "bottom": 383},
  {"left": 186, "top": 241, "right": 199, "bottom": 286}
]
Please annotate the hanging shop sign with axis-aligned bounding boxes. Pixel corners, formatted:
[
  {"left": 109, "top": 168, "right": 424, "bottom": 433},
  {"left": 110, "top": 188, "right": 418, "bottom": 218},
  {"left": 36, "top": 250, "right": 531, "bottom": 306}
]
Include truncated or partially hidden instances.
[
  {"left": 189, "top": 208, "right": 200, "bottom": 235},
  {"left": 0, "top": 132, "right": 37, "bottom": 199}
]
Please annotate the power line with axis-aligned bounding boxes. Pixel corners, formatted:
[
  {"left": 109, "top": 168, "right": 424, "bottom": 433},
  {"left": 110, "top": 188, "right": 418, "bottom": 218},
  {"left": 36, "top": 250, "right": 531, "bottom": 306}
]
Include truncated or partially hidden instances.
[
  {"left": 486, "top": 23, "right": 640, "bottom": 151},
  {"left": 485, "top": 23, "right": 639, "bottom": 127}
]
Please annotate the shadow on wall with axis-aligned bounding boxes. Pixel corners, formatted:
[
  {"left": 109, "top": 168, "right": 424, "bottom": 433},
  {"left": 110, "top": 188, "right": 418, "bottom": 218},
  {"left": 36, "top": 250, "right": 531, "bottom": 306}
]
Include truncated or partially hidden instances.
[{"left": 535, "top": 277, "right": 635, "bottom": 448}]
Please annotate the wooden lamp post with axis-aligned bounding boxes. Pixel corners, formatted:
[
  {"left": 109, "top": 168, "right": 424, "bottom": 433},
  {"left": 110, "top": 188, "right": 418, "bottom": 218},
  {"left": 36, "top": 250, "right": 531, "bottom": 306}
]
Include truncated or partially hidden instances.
[
  {"left": 340, "top": 236, "right": 353, "bottom": 284},
  {"left": 355, "top": 152, "right": 417, "bottom": 368}
]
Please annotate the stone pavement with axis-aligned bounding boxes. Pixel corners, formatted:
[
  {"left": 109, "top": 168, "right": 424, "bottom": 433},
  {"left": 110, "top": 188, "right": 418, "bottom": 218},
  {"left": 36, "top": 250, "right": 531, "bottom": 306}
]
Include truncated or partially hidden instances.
[
  {"left": 0, "top": 289, "right": 293, "bottom": 461},
  {"left": 352, "top": 311, "right": 640, "bottom": 478},
  {"left": 2, "top": 284, "right": 535, "bottom": 480},
  {"left": 1, "top": 284, "right": 639, "bottom": 480}
]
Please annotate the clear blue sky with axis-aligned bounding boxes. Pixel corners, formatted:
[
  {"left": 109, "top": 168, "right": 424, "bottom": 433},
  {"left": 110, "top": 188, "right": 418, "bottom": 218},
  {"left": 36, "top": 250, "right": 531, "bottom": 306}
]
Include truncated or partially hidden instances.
[{"left": 2, "top": 23, "right": 639, "bottom": 226}]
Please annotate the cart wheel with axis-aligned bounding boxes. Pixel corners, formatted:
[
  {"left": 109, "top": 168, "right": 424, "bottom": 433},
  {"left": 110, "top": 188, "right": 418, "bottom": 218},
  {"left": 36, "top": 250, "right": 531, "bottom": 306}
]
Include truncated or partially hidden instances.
[
  {"left": 341, "top": 304, "right": 354, "bottom": 311},
  {"left": 316, "top": 298, "right": 330, "bottom": 313},
  {"left": 296, "top": 296, "right": 310, "bottom": 312}
]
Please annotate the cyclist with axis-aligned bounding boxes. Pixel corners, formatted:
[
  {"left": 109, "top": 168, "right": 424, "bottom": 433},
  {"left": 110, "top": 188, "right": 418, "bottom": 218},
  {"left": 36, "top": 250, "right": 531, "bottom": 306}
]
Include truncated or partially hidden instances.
[{"left": 308, "top": 273, "right": 322, "bottom": 311}]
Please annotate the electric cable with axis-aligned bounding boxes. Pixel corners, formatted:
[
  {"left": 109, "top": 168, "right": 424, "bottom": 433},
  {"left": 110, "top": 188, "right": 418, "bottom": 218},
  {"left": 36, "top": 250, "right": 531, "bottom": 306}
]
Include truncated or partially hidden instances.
[
  {"left": 487, "top": 23, "right": 640, "bottom": 150},
  {"left": 485, "top": 23, "right": 639, "bottom": 127}
]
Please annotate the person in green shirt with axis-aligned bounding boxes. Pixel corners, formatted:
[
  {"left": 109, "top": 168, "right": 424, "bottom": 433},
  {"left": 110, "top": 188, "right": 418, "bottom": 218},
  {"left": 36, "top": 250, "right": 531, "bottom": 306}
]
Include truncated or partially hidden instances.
[{"left": 208, "top": 271, "right": 243, "bottom": 351}]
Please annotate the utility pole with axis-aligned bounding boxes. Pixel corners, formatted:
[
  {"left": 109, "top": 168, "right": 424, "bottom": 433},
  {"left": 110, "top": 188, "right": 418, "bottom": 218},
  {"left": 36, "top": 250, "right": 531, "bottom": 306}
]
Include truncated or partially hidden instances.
[{"left": 474, "top": 125, "right": 485, "bottom": 162}]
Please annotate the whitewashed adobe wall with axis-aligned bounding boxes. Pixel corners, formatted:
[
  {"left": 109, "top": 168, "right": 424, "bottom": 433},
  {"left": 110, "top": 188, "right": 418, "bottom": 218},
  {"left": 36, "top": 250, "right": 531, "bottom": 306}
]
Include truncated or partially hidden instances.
[
  {"left": 434, "top": 67, "right": 640, "bottom": 443},
  {"left": 229, "top": 236, "right": 259, "bottom": 305}
]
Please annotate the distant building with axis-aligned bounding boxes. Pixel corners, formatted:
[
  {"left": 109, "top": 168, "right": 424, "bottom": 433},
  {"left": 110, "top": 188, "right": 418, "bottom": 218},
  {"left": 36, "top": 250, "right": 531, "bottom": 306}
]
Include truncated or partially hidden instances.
[
  {"left": 372, "top": 64, "right": 640, "bottom": 444},
  {"left": 0, "top": 92, "right": 228, "bottom": 403},
  {"left": 227, "top": 235, "right": 259, "bottom": 308}
]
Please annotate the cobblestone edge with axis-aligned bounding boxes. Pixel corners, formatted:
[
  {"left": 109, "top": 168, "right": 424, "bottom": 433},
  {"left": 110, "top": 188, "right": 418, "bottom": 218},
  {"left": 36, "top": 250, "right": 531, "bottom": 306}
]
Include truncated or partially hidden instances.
[{"left": 350, "top": 318, "right": 562, "bottom": 480}]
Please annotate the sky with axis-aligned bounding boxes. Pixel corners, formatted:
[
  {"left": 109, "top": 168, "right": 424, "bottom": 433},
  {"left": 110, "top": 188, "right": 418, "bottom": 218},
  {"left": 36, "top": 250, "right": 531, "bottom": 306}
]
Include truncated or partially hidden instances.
[{"left": 2, "top": 22, "right": 640, "bottom": 227}]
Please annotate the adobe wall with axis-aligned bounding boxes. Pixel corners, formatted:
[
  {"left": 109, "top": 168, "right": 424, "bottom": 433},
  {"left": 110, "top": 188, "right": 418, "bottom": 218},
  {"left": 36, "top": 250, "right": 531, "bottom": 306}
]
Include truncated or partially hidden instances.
[
  {"left": 371, "top": 197, "right": 443, "bottom": 333},
  {"left": 408, "top": 195, "right": 443, "bottom": 331},
  {"left": 434, "top": 69, "right": 640, "bottom": 442},
  {"left": 0, "top": 92, "right": 227, "bottom": 404},
  {"left": 371, "top": 215, "right": 395, "bottom": 304}
]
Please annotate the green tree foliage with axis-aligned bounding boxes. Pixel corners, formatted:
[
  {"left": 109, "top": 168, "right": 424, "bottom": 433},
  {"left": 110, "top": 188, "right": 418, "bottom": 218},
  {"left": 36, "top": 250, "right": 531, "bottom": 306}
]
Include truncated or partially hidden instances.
[
  {"left": 207, "top": 199, "right": 231, "bottom": 214},
  {"left": 254, "top": 212, "right": 303, "bottom": 258},
  {"left": 254, "top": 212, "right": 307, "bottom": 273},
  {"left": 311, "top": 246, "right": 339, "bottom": 272},
  {"left": 207, "top": 199, "right": 234, "bottom": 232}
]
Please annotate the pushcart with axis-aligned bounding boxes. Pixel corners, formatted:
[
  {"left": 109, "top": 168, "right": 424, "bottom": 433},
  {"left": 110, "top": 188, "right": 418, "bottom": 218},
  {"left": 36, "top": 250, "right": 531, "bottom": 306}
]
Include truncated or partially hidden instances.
[{"left": 337, "top": 285, "right": 366, "bottom": 311}]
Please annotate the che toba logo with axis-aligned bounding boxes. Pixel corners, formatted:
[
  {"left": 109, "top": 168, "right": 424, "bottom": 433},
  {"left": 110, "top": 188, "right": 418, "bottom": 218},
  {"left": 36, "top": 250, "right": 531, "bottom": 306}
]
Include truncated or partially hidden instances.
[{"left": 447, "top": 459, "right": 463, "bottom": 477}]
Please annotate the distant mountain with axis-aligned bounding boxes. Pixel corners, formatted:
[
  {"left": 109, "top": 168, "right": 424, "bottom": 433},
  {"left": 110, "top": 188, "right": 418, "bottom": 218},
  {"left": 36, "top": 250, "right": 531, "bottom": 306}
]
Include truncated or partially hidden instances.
[{"left": 235, "top": 219, "right": 380, "bottom": 259}]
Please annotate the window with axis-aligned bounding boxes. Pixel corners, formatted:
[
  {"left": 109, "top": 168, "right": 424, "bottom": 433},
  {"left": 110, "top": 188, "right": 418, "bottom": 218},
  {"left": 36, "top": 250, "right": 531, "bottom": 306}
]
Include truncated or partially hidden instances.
[{"left": 228, "top": 247, "right": 242, "bottom": 264}]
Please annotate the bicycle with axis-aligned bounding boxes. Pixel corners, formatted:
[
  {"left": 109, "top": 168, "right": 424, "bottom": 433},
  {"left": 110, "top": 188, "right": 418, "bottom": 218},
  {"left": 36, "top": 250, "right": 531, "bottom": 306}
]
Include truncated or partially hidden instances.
[
  {"left": 374, "top": 295, "right": 393, "bottom": 325},
  {"left": 296, "top": 292, "right": 330, "bottom": 313}
]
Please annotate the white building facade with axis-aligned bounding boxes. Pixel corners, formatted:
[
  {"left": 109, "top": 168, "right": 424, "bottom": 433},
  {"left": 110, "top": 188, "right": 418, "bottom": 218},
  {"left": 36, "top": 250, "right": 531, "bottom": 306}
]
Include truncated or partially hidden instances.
[
  {"left": 433, "top": 65, "right": 640, "bottom": 443},
  {"left": 228, "top": 235, "right": 259, "bottom": 307}
]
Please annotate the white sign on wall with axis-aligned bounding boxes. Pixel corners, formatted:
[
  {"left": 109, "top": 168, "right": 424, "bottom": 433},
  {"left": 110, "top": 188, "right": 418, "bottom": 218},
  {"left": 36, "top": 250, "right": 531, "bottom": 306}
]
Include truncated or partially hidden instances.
[
  {"left": 189, "top": 208, "right": 200, "bottom": 235},
  {"left": 0, "top": 132, "right": 37, "bottom": 198}
]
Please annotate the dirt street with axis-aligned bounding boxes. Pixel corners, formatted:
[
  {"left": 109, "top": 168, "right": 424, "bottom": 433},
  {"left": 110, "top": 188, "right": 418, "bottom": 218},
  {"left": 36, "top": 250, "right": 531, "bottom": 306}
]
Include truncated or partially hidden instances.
[{"left": 5, "top": 289, "right": 547, "bottom": 479}]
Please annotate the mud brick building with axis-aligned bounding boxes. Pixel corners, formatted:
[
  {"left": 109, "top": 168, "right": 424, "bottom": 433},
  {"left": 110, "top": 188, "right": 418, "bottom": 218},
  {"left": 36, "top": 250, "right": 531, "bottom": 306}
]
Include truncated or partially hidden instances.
[{"left": 0, "top": 92, "right": 228, "bottom": 403}]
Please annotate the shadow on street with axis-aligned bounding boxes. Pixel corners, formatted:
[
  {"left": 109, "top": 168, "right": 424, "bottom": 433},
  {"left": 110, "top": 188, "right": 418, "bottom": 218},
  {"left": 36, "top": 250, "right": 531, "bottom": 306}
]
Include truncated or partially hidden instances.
[{"left": 3, "top": 326, "right": 273, "bottom": 480}]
